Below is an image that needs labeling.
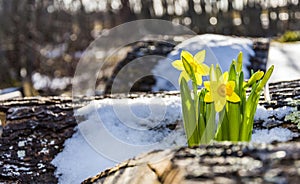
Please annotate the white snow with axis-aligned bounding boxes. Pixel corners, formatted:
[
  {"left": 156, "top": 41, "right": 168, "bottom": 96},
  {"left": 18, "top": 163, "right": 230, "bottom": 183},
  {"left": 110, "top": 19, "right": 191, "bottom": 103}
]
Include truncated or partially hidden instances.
[
  {"left": 251, "top": 127, "right": 298, "bottom": 143},
  {"left": 3, "top": 164, "right": 30, "bottom": 174},
  {"left": 52, "top": 96, "right": 185, "bottom": 184},
  {"left": 17, "top": 150, "right": 26, "bottom": 158},
  {"left": 51, "top": 130, "right": 117, "bottom": 184},
  {"left": 52, "top": 95, "right": 298, "bottom": 184},
  {"left": 267, "top": 42, "right": 300, "bottom": 82},
  {"left": 152, "top": 34, "right": 254, "bottom": 91},
  {"left": 18, "top": 141, "right": 26, "bottom": 147},
  {"left": 37, "top": 163, "right": 46, "bottom": 169},
  {"left": 254, "top": 105, "right": 294, "bottom": 121},
  {"left": 39, "top": 147, "right": 49, "bottom": 154}
]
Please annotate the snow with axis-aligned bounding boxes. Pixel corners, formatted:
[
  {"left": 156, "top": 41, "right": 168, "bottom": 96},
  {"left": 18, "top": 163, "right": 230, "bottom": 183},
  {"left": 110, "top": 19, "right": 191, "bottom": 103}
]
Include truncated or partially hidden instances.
[
  {"left": 152, "top": 34, "right": 254, "bottom": 91},
  {"left": 37, "top": 163, "right": 46, "bottom": 169},
  {"left": 3, "top": 164, "right": 30, "bottom": 175},
  {"left": 17, "top": 150, "right": 26, "bottom": 158},
  {"left": 51, "top": 130, "right": 117, "bottom": 184},
  {"left": 254, "top": 105, "right": 294, "bottom": 121},
  {"left": 18, "top": 141, "right": 26, "bottom": 147},
  {"left": 267, "top": 42, "right": 300, "bottom": 82},
  {"left": 251, "top": 127, "right": 298, "bottom": 144},
  {"left": 52, "top": 95, "right": 298, "bottom": 184},
  {"left": 52, "top": 96, "right": 185, "bottom": 183},
  {"left": 39, "top": 148, "right": 49, "bottom": 154}
]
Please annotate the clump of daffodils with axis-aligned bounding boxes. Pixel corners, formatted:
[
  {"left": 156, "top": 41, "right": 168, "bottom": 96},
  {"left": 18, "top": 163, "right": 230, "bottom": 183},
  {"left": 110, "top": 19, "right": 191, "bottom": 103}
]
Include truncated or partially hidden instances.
[{"left": 172, "top": 50, "right": 274, "bottom": 146}]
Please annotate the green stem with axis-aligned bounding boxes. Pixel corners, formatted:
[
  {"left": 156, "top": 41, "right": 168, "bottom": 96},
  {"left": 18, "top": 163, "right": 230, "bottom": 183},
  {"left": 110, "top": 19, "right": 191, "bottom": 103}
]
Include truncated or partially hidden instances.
[
  {"left": 227, "top": 102, "right": 241, "bottom": 142},
  {"left": 247, "top": 95, "right": 260, "bottom": 141},
  {"left": 198, "top": 90, "right": 206, "bottom": 141},
  {"left": 240, "top": 95, "right": 252, "bottom": 141}
]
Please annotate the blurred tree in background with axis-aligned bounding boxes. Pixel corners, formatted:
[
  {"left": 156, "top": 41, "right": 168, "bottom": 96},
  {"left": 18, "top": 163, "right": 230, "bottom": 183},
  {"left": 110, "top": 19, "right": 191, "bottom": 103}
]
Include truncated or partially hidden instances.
[{"left": 0, "top": 0, "right": 299, "bottom": 95}]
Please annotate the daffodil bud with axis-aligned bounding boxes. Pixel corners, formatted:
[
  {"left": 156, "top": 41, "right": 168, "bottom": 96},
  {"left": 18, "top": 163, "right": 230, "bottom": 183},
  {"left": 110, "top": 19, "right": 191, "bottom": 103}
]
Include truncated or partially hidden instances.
[
  {"left": 244, "top": 70, "right": 264, "bottom": 88},
  {"left": 236, "top": 52, "right": 243, "bottom": 73}
]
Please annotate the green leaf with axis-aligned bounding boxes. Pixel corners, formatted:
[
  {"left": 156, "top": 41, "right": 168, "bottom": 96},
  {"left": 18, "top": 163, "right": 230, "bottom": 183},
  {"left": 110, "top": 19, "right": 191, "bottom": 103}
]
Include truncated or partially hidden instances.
[
  {"left": 228, "top": 63, "right": 237, "bottom": 81},
  {"left": 238, "top": 72, "right": 246, "bottom": 126},
  {"left": 215, "top": 108, "right": 228, "bottom": 141},
  {"left": 202, "top": 103, "right": 216, "bottom": 144},
  {"left": 238, "top": 71, "right": 244, "bottom": 96},
  {"left": 180, "top": 77, "right": 197, "bottom": 146},
  {"left": 198, "top": 89, "right": 206, "bottom": 140}
]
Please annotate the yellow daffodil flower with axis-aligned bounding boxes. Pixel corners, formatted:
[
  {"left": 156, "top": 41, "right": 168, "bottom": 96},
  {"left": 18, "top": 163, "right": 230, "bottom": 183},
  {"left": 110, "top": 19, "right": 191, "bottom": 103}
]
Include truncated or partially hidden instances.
[
  {"left": 172, "top": 50, "right": 209, "bottom": 85},
  {"left": 204, "top": 72, "right": 240, "bottom": 112}
]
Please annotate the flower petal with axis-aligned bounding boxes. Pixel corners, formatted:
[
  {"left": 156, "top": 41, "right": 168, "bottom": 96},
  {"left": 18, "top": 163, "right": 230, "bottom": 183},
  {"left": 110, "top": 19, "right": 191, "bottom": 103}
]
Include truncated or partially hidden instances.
[
  {"left": 179, "top": 70, "right": 190, "bottom": 84},
  {"left": 181, "top": 50, "right": 194, "bottom": 63},
  {"left": 227, "top": 81, "right": 236, "bottom": 91},
  {"left": 204, "top": 92, "right": 213, "bottom": 102},
  {"left": 226, "top": 92, "right": 241, "bottom": 102},
  {"left": 172, "top": 60, "right": 184, "bottom": 70},
  {"left": 195, "top": 73, "right": 203, "bottom": 85},
  {"left": 204, "top": 81, "right": 211, "bottom": 91},
  {"left": 221, "top": 71, "right": 229, "bottom": 83},
  {"left": 196, "top": 63, "right": 210, "bottom": 75},
  {"left": 215, "top": 96, "right": 226, "bottom": 112},
  {"left": 194, "top": 50, "right": 206, "bottom": 64}
]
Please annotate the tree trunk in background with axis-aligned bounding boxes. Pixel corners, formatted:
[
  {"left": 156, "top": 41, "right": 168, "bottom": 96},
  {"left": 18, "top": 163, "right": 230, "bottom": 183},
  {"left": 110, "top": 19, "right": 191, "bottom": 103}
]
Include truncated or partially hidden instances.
[
  {"left": 188, "top": 0, "right": 196, "bottom": 30},
  {"left": 140, "top": 0, "right": 152, "bottom": 19},
  {"left": 23, "top": 0, "right": 37, "bottom": 96}
]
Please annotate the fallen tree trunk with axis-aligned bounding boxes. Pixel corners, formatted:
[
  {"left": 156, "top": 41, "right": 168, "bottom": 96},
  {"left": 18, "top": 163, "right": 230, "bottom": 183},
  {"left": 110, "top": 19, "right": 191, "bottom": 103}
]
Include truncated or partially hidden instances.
[
  {"left": 0, "top": 97, "right": 78, "bottom": 183},
  {"left": 83, "top": 141, "right": 300, "bottom": 184}
]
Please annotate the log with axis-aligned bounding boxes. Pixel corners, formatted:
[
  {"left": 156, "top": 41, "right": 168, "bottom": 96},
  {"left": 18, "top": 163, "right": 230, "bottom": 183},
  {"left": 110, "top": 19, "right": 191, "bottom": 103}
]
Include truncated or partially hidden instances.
[
  {"left": 0, "top": 97, "right": 78, "bottom": 183},
  {"left": 83, "top": 141, "right": 300, "bottom": 184}
]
